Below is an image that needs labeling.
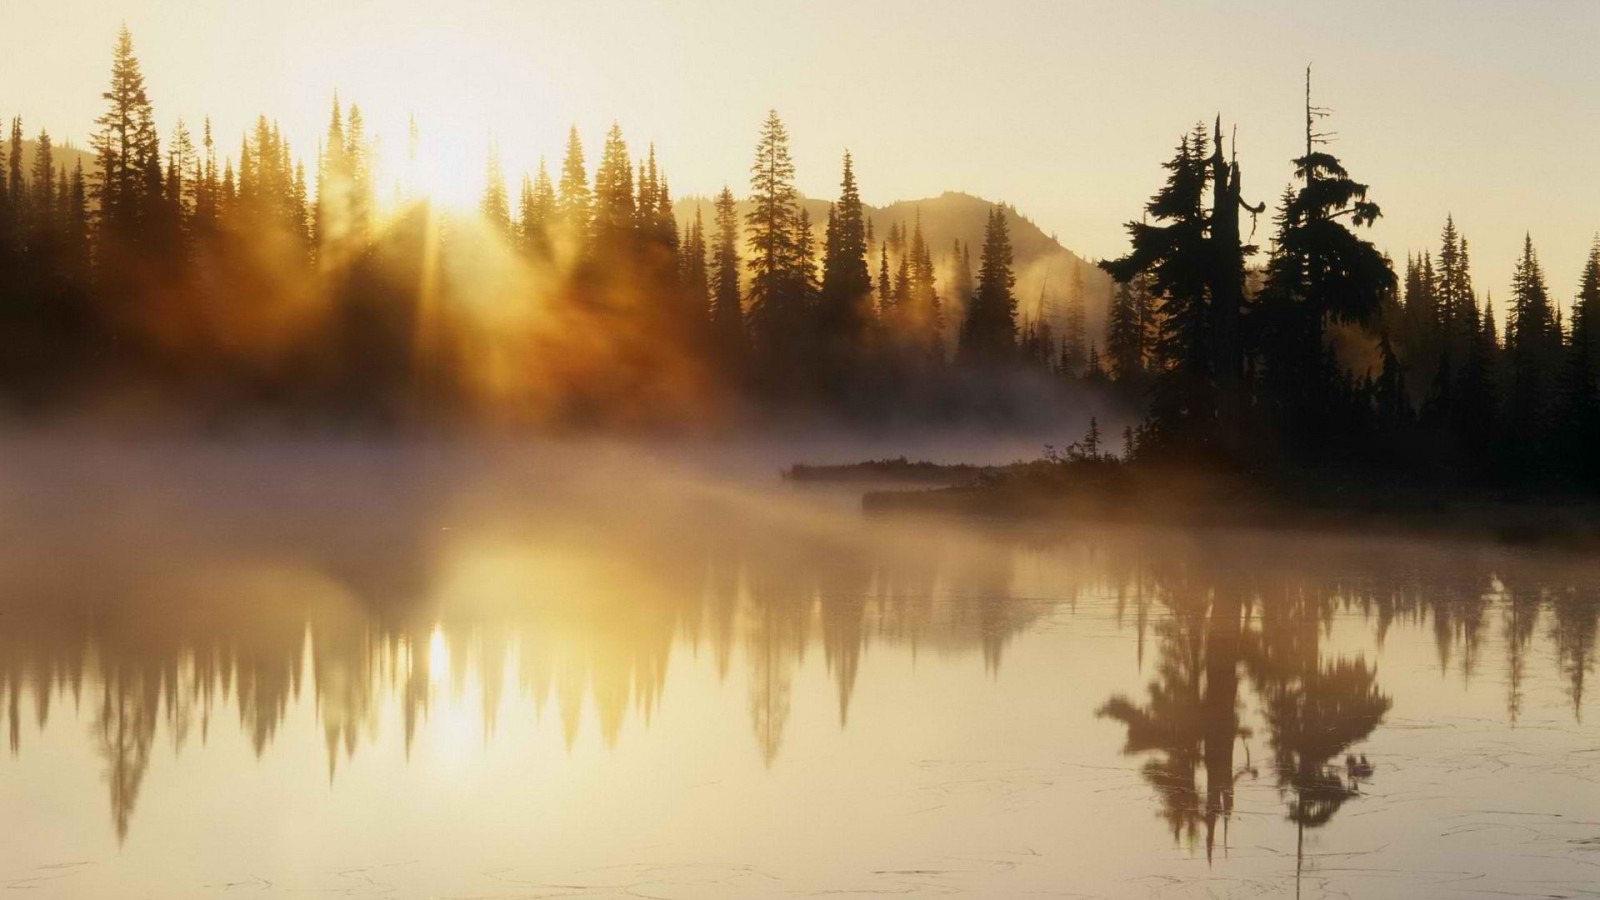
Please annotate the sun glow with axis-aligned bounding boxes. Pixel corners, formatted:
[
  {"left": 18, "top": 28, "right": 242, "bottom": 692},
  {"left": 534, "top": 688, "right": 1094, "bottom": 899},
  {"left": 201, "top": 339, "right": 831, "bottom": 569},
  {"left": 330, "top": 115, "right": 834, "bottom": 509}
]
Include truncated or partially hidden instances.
[{"left": 288, "top": 26, "right": 560, "bottom": 214}]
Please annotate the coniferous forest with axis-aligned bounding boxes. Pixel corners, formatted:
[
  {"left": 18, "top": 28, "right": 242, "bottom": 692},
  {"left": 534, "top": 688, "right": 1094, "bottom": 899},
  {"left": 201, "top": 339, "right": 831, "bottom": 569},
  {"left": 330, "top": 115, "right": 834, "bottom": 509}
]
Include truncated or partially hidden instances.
[{"left": 4, "top": 32, "right": 1600, "bottom": 492}]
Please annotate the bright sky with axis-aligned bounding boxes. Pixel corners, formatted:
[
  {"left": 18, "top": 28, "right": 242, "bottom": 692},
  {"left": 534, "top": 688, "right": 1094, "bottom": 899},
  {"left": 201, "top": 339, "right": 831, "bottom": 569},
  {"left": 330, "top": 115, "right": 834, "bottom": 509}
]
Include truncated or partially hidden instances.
[{"left": 7, "top": 0, "right": 1600, "bottom": 305}]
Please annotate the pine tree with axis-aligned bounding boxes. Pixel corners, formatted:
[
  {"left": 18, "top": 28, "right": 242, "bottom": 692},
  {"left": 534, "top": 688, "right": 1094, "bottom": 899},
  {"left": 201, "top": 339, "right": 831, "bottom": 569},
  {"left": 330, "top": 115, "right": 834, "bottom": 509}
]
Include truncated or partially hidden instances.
[
  {"left": 1506, "top": 234, "right": 1560, "bottom": 458},
  {"left": 344, "top": 104, "right": 371, "bottom": 244},
  {"left": 817, "top": 151, "right": 871, "bottom": 350},
  {"left": 1102, "top": 126, "right": 1215, "bottom": 451},
  {"left": 1559, "top": 239, "right": 1600, "bottom": 479},
  {"left": 555, "top": 126, "right": 591, "bottom": 251},
  {"left": 1106, "top": 279, "right": 1143, "bottom": 382},
  {"left": 876, "top": 241, "right": 892, "bottom": 317},
  {"left": 907, "top": 213, "right": 942, "bottom": 360},
  {"left": 683, "top": 205, "right": 710, "bottom": 323},
  {"left": 592, "top": 123, "right": 635, "bottom": 246},
  {"left": 519, "top": 157, "right": 556, "bottom": 259},
  {"left": 795, "top": 206, "right": 819, "bottom": 301},
  {"left": 1061, "top": 261, "right": 1088, "bottom": 376},
  {"left": 710, "top": 187, "right": 744, "bottom": 361},
  {"left": 314, "top": 96, "right": 346, "bottom": 253},
  {"left": 91, "top": 26, "right": 161, "bottom": 243},
  {"left": 949, "top": 239, "right": 974, "bottom": 314},
  {"left": 744, "top": 110, "right": 801, "bottom": 359},
  {"left": 29, "top": 129, "right": 55, "bottom": 223},
  {"left": 1257, "top": 83, "right": 1393, "bottom": 449},
  {"left": 958, "top": 205, "right": 1017, "bottom": 364},
  {"left": 6, "top": 119, "right": 22, "bottom": 220},
  {"left": 517, "top": 174, "right": 535, "bottom": 246},
  {"left": 479, "top": 142, "right": 511, "bottom": 237}
]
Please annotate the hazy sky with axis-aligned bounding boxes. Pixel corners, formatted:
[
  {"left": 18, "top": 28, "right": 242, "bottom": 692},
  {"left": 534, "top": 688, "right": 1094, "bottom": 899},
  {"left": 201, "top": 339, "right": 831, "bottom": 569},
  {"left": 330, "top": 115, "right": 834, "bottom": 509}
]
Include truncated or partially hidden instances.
[{"left": 7, "top": 0, "right": 1600, "bottom": 303}]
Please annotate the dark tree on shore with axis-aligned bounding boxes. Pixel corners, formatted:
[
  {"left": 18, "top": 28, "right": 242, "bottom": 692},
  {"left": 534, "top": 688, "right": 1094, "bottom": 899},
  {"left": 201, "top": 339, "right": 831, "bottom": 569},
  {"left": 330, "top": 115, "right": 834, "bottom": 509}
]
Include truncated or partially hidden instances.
[
  {"left": 1257, "top": 73, "right": 1392, "bottom": 451},
  {"left": 1102, "top": 125, "right": 1218, "bottom": 453}
]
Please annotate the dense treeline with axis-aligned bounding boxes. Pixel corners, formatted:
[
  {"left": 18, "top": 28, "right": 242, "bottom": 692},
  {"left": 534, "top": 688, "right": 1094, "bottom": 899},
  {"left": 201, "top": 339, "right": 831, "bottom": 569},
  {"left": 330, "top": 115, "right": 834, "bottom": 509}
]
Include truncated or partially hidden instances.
[
  {"left": 1099, "top": 72, "right": 1600, "bottom": 490},
  {"left": 0, "top": 28, "right": 1112, "bottom": 430}
]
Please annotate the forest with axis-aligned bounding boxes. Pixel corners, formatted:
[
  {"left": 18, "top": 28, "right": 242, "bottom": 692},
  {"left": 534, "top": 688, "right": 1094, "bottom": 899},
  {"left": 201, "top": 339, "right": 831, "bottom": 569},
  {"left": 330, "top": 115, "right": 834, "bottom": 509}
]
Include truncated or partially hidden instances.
[{"left": 3, "top": 31, "right": 1599, "bottom": 491}]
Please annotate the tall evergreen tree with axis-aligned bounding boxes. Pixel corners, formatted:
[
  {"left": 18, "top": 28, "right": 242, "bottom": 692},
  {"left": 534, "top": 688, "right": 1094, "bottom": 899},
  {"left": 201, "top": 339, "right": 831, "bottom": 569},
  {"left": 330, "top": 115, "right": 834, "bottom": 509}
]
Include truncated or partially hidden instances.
[
  {"left": 1257, "top": 81, "right": 1393, "bottom": 450},
  {"left": 1558, "top": 239, "right": 1600, "bottom": 479},
  {"left": 592, "top": 123, "right": 635, "bottom": 246},
  {"left": 710, "top": 187, "right": 744, "bottom": 362},
  {"left": 555, "top": 126, "right": 591, "bottom": 252},
  {"left": 817, "top": 151, "right": 871, "bottom": 351},
  {"left": 744, "top": 110, "right": 802, "bottom": 362},
  {"left": 1102, "top": 126, "right": 1216, "bottom": 451},
  {"left": 1505, "top": 234, "right": 1560, "bottom": 459},
  {"left": 1061, "top": 261, "right": 1088, "bottom": 377},
  {"left": 958, "top": 205, "right": 1017, "bottom": 364},
  {"left": 90, "top": 26, "right": 161, "bottom": 244},
  {"left": 479, "top": 142, "right": 511, "bottom": 237},
  {"left": 907, "top": 213, "right": 942, "bottom": 361},
  {"left": 519, "top": 157, "right": 556, "bottom": 259},
  {"left": 1106, "top": 279, "right": 1143, "bottom": 383}
]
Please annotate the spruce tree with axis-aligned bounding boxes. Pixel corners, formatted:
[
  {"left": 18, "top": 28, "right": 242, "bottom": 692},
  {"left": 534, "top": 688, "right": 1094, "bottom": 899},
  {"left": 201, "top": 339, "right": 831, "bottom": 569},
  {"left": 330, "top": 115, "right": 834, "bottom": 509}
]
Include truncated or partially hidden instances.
[
  {"left": 555, "top": 126, "right": 592, "bottom": 251},
  {"left": 519, "top": 158, "right": 556, "bottom": 259},
  {"left": 683, "top": 206, "right": 710, "bottom": 323},
  {"left": 958, "top": 205, "right": 1017, "bottom": 364},
  {"left": 592, "top": 123, "right": 635, "bottom": 247},
  {"left": 744, "top": 110, "right": 801, "bottom": 361},
  {"left": 876, "top": 242, "right": 892, "bottom": 317},
  {"left": 1061, "top": 261, "right": 1088, "bottom": 377},
  {"left": 1505, "top": 234, "right": 1559, "bottom": 458},
  {"left": 479, "top": 143, "right": 511, "bottom": 237},
  {"left": 1106, "top": 279, "right": 1143, "bottom": 383},
  {"left": 1101, "top": 127, "right": 1215, "bottom": 451},
  {"left": 1559, "top": 239, "right": 1600, "bottom": 479},
  {"left": 91, "top": 26, "right": 161, "bottom": 243},
  {"left": 907, "top": 213, "right": 942, "bottom": 360},
  {"left": 710, "top": 187, "right": 744, "bottom": 361},
  {"left": 1257, "top": 84, "right": 1393, "bottom": 450},
  {"left": 344, "top": 104, "right": 371, "bottom": 243},
  {"left": 6, "top": 119, "right": 22, "bottom": 220},
  {"left": 817, "top": 151, "right": 871, "bottom": 350}
]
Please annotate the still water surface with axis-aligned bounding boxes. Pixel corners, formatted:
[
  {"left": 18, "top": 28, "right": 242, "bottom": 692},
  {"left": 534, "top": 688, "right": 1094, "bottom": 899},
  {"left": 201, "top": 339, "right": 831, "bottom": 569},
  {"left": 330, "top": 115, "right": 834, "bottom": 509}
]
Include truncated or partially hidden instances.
[{"left": 3, "top": 440, "right": 1599, "bottom": 898}]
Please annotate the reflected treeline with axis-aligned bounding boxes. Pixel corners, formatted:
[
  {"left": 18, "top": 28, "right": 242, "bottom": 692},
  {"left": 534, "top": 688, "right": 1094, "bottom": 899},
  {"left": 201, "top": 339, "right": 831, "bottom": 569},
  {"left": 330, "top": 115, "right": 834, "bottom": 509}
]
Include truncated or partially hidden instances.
[
  {"left": 0, "top": 447, "right": 1048, "bottom": 840},
  {"left": 5, "top": 457, "right": 1600, "bottom": 843},
  {"left": 1095, "top": 531, "right": 1600, "bottom": 863}
]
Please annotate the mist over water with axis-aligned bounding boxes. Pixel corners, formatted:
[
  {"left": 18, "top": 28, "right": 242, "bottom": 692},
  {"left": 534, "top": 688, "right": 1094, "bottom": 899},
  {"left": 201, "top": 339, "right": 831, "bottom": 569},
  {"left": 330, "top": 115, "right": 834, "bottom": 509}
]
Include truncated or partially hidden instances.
[{"left": 3, "top": 435, "right": 1599, "bottom": 898}]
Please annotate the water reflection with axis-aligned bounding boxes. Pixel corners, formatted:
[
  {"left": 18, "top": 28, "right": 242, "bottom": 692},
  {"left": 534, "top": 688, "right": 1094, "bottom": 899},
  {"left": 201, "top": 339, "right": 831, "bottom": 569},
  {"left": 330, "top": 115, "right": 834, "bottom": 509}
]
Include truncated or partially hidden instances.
[{"left": 3, "top": 443, "right": 1600, "bottom": 897}]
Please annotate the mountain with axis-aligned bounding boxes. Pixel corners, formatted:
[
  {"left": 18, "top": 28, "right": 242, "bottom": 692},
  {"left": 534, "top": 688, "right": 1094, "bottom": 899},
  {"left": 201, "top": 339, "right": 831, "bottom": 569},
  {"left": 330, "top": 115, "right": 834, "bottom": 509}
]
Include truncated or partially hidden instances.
[
  {"left": 675, "top": 190, "right": 1115, "bottom": 339},
  {"left": 12, "top": 139, "right": 97, "bottom": 181}
]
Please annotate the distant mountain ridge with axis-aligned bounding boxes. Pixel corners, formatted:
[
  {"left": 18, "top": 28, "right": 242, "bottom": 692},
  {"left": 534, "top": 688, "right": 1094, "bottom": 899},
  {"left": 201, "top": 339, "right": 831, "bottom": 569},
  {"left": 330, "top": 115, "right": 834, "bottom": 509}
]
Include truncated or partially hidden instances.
[
  {"left": 676, "top": 190, "right": 1114, "bottom": 336},
  {"left": 13, "top": 139, "right": 97, "bottom": 181}
]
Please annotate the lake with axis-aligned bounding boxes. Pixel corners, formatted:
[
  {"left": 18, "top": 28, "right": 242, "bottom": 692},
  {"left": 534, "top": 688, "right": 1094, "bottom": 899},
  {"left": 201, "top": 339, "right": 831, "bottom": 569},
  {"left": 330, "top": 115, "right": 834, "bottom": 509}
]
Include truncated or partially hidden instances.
[{"left": 2, "top": 438, "right": 1598, "bottom": 898}]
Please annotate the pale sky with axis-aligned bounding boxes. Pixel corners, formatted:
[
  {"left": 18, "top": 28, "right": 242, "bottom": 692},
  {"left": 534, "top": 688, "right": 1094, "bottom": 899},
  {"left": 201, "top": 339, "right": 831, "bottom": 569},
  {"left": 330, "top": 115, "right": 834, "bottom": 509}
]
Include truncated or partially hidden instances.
[{"left": 6, "top": 0, "right": 1600, "bottom": 306}]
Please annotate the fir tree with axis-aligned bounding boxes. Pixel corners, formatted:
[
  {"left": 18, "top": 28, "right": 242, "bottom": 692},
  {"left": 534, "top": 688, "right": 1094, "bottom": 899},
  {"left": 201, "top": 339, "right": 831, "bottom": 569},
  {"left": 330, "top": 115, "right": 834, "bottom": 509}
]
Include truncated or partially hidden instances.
[
  {"left": 817, "top": 151, "right": 871, "bottom": 349},
  {"left": 520, "top": 158, "right": 556, "bottom": 259},
  {"left": 1505, "top": 234, "right": 1560, "bottom": 457},
  {"left": 592, "top": 123, "right": 635, "bottom": 245},
  {"left": 710, "top": 187, "right": 744, "bottom": 361},
  {"left": 1559, "top": 239, "right": 1600, "bottom": 479},
  {"left": 1102, "top": 126, "right": 1216, "bottom": 451},
  {"left": 91, "top": 26, "right": 161, "bottom": 242},
  {"left": 744, "top": 110, "right": 802, "bottom": 361},
  {"left": 1061, "top": 261, "right": 1088, "bottom": 377},
  {"left": 1257, "top": 81, "right": 1393, "bottom": 449},
  {"left": 479, "top": 142, "right": 511, "bottom": 237},
  {"left": 1106, "top": 279, "right": 1143, "bottom": 383},
  {"left": 958, "top": 205, "right": 1017, "bottom": 364},
  {"left": 876, "top": 241, "right": 892, "bottom": 317},
  {"left": 907, "top": 213, "right": 942, "bottom": 360},
  {"left": 555, "top": 126, "right": 592, "bottom": 252}
]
